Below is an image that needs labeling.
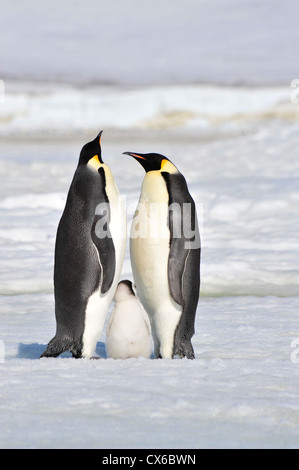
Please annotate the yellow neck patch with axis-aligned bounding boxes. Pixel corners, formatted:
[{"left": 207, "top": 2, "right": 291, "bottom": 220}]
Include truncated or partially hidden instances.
[
  {"left": 88, "top": 155, "right": 102, "bottom": 171},
  {"left": 160, "top": 158, "right": 178, "bottom": 174}
]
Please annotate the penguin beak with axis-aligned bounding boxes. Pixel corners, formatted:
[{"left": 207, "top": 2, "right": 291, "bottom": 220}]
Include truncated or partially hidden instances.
[
  {"left": 123, "top": 151, "right": 151, "bottom": 173},
  {"left": 97, "top": 130, "right": 104, "bottom": 163},
  {"left": 123, "top": 152, "right": 147, "bottom": 161},
  {"left": 97, "top": 130, "right": 103, "bottom": 146}
]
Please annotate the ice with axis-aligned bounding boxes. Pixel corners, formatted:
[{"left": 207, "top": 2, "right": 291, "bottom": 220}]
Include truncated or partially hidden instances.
[
  {"left": 1, "top": 295, "right": 299, "bottom": 449},
  {"left": 1, "top": 0, "right": 299, "bottom": 450},
  {"left": 1, "top": 106, "right": 299, "bottom": 447},
  {"left": 0, "top": 83, "right": 296, "bottom": 137}
]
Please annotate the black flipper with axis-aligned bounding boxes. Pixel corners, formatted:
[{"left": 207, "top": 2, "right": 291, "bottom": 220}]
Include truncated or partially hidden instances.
[
  {"left": 173, "top": 245, "right": 201, "bottom": 359},
  {"left": 92, "top": 167, "right": 116, "bottom": 294}
]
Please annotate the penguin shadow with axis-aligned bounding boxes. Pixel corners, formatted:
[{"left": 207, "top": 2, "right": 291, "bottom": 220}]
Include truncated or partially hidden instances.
[{"left": 17, "top": 342, "right": 107, "bottom": 359}]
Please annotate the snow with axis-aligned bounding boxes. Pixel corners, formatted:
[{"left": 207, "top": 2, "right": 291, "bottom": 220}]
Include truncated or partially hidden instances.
[
  {"left": 1, "top": 295, "right": 299, "bottom": 449},
  {"left": 1, "top": 102, "right": 299, "bottom": 447},
  {"left": 1, "top": 0, "right": 299, "bottom": 450},
  {"left": 0, "top": 82, "right": 295, "bottom": 137}
]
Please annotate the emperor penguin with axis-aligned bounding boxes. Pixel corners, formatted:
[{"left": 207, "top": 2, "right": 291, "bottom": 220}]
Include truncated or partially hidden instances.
[
  {"left": 123, "top": 151, "right": 200, "bottom": 359},
  {"left": 106, "top": 280, "right": 152, "bottom": 359},
  {"left": 41, "top": 132, "right": 126, "bottom": 358}
]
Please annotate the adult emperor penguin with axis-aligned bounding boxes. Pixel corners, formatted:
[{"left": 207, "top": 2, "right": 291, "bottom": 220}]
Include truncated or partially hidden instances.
[
  {"left": 106, "top": 280, "right": 152, "bottom": 359},
  {"left": 41, "top": 131, "right": 126, "bottom": 358},
  {"left": 123, "top": 151, "right": 200, "bottom": 359}
]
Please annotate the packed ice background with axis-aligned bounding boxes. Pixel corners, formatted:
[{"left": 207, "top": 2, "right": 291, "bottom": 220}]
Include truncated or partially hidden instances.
[{"left": 0, "top": 0, "right": 299, "bottom": 449}]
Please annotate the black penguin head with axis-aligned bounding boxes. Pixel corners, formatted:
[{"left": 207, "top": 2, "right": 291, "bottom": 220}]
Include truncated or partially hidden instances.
[
  {"left": 123, "top": 152, "right": 178, "bottom": 174},
  {"left": 114, "top": 280, "right": 136, "bottom": 302},
  {"left": 79, "top": 131, "right": 104, "bottom": 166}
]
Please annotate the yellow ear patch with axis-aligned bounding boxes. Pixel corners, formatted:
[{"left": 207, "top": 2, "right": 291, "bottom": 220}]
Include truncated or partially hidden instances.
[
  {"left": 161, "top": 158, "right": 178, "bottom": 174},
  {"left": 88, "top": 155, "right": 101, "bottom": 171}
]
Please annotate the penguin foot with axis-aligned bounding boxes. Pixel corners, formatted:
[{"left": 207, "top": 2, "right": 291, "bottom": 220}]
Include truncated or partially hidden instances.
[
  {"left": 40, "top": 336, "right": 82, "bottom": 359},
  {"left": 40, "top": 340, "right": 64, "bottom": 358},
  {"left": 173, "top": 341, "right": 195, "bottom": 360}
]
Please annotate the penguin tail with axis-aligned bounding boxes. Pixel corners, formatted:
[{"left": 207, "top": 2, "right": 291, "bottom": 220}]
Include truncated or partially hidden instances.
[{"left": 40, "top": 335, "right": 82, "bottom": 359}]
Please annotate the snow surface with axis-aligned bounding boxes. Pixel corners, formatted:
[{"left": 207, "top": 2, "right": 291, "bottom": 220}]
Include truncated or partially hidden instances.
[
  {"left": 1, "top": 85, "right": 299, "bottom": 448},
  {"left": 1, "top": 0, "right": 299, "bottom": 449}
]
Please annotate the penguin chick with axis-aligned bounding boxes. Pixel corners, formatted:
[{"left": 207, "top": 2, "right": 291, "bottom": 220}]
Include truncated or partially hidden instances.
[{"left": 106, "top": 280, "right": 152, "bottom": 359}]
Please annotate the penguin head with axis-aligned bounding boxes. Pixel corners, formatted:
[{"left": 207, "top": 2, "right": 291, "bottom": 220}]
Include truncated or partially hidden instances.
[
  {"left": 79, "top": 131, "right": 104, "bottom": 168},
  {"left": 123, "top": 152, "right": 178, "bottom": 174},
  {"left": 114, "top": 280, "right": 136, "bottom": 303}
]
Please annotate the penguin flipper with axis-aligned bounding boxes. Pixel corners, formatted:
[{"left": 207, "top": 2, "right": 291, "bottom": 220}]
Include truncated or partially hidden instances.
[
  {"left": 92, "top": 229, "right": 116, "bottom": 294},
  {"left": 162, "top": 171, "right": 200, "bottom": 306},
  {"left": 168, "top": 224, "right": 200, "bottom": 359},
  {"left": 173, "top": 246, "right": 201, "bottom": 359},
  {"left": 92, "top": 167, "right": 116, "bottom": 294},
  {"left": 167, "top": 196, "right": 200, "bottom": 307},
  {"left": 168, "top": 236, "right": 187, "bottom": 306}
]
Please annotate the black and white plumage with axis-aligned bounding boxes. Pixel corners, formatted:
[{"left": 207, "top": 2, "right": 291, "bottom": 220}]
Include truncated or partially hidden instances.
[
  {"left": 41, "top": 132, "right": 126, "bottom": 358},
  {"left": 123, "top": 152, "right": 200, "bottom": 359}
]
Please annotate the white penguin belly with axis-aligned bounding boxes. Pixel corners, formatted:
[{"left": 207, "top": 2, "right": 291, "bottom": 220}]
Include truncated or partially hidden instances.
[
  {"left": 82, "top": 290, "right": 111, "bottom": 358},
  {"left": 82, "top": 167, "right": 127, "bottom": 358},
  {"left": 130, "top": 182, "right": 182, "bottom": 358},
  {"left": 106, "top": 299, "right": 151, "bottom": 359}
]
